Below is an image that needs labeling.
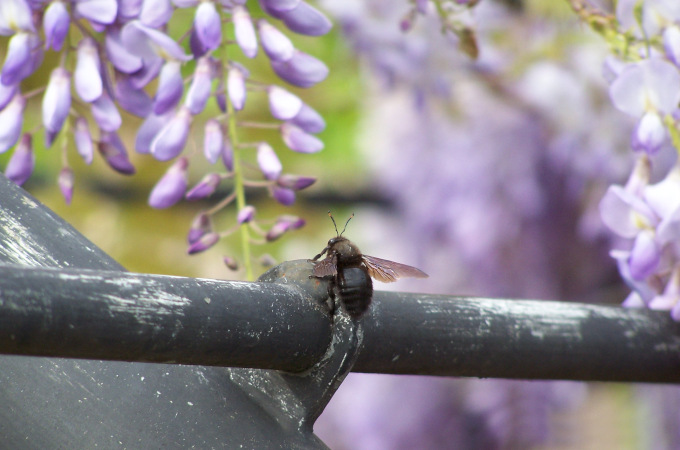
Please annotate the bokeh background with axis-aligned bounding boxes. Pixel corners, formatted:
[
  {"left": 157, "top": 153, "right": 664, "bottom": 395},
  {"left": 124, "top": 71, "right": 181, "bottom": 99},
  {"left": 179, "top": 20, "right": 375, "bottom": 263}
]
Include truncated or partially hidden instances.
[{"left": 3, "top": 0, "right": 680, "bottom": 448}]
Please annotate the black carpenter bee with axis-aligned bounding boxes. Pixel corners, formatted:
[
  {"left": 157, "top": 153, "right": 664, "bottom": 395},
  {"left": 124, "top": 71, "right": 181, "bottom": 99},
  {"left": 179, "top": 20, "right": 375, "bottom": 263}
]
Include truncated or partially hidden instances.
[{"left": 311, "top": 211, "right": 428, "bottom": 319}]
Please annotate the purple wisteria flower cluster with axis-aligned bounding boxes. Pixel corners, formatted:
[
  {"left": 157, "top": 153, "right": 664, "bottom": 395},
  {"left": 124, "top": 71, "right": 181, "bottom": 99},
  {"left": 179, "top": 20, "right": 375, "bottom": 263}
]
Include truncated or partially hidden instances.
[
  {"left": 0, "top": 0, "right": 330, "bottom": 276},
  {"left": 587, "top": 1, "right": 680, "bottom": 320}
]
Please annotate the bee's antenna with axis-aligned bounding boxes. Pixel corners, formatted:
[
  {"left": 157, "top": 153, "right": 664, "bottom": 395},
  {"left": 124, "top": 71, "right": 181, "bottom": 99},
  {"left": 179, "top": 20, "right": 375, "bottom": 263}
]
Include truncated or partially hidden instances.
[
  {"left": 340, "top": 213, "right": 354, "bottom": 236},
  {"left": 328, "top": 210, "right": 340, "bottom": 236}
]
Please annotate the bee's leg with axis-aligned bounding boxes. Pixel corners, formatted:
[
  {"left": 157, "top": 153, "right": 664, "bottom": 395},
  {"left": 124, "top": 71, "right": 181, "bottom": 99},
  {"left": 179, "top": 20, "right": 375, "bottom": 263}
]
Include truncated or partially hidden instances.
[{"left": 310, "top": 246, "right": 329, "bottom": 262}]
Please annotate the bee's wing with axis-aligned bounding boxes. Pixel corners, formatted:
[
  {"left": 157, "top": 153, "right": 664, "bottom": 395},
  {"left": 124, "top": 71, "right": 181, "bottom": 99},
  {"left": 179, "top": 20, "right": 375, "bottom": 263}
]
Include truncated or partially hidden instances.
[
  {"left": 312, "top": 253, "right": 337, "bottom": 277},
  {"left": 362, "top": 255, "right": 429, "bottom": 283}
]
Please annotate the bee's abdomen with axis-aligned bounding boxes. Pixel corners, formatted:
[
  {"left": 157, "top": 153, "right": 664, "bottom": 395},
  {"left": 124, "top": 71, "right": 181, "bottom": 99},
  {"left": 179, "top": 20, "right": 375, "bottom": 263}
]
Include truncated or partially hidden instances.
[{"left": 337, "top": 267, "right": 373, "bottom": 319}]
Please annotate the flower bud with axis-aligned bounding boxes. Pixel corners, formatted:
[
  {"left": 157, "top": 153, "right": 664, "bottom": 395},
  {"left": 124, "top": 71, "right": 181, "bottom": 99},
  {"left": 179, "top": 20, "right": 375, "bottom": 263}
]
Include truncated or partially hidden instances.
[
  {"left": 185, "top": 173, "right": 220, "bottom": 200},
  {"left": 44, "top": 1, "right": 70, "bottom": 51},
  {"left": 194, "top": 2, "right": 221, "bottom": 51},
  {"left": 74, "top": 117, "right": 94, "bottom": 164},
  {"left": 227, "top": 65, "right": 247, "bottom": 110},
  {"left": 258, "top": 20, "right": 294, "bottom": 61},
  {"left": 272, "top": 186, "right": 295, "bottom": 205},
  {"left": 280, "top": 123, "right": 323, "bottom": 153},
  {"left": 0, "top": 82, "right": 17, "bottom": 111},
  {"left": 91, "top": 93, "right": 122, "bottom": 132},
  {"left": 277, "top": 1, "right": 332, "bottom": 37},
  {"left": 99, "top": 131, "right": 136, "bottom": 175},
  {"left": 75, "top": 37, "right": 103, "bottom": 102},
  {"left": 289, "top": 103, "right": 325, "bottom": 133},
  {"left": 259, "top": 254, "right": 276, "bottom": 267},
  {"left": 188, "top": 212, "right": 212, "bottom": 244},
  {"left": 105, "top": 28, "right": 143, "bottom": 74},
  {"left": 233, "top": 6, "right": 258, "bottom": 59},
  {"left": 42, "top": 67, "right": 71, "bottom": 139},
  {"left": 115, "top": 76, "right": 153, "bottom": 117},
  {"left": 277, "top": 174, "right": 316, "bottom": 190},
  {"left": 150, "top": 107, "right": 192, "bottom": 161},
  {"left": 5, "top": 133, "right": 33, "bottom": 185},
  {"left": 185, "top": 57, "right": 213, "bottom": 115},
  {"left": 154, "top": 61, "right": 184, "bottom": 115},
  {"left": 223, "top": 256, "right": 239, "bottom": 271},
  {"left": 1, "top": 32, "right": 32, "bottom": 86},
  {"left": 149, "top": 156, "right": 189, "bottom": 208},
  {"left": 75, "top": 0, "right": 117, "bottom": 24},
  {"left": 266, "top": 221, "right": 290, "bottom": 242},
  {"left": 237, "top": 205, "right": 255, "bottom": 224},
  {"left": 203, "top": 119, "right": 224, "bottom": 164},
  {"left": 121, "top": 20, "right": 192, "bottom": 62},
  {"left": 268, "top": 85, "right": 302, "bottom": 120},
  {"left": 270, "top": 50, "right": 329, "bottom": 88},
  {"left": 187, "top": 232, "right": 220, "bottom": 254},
  {"left": 0, "top": 94, "right": 25, "bottom": 153},
  {"left": 58, "top": 166, "right": 74, "bottom": 204},
  {"left": 222, "top": 138, "right": 234, "bottom": 171},
  {"left": 257, "top": 142, "right": 282, "bottom": 180},
  {"left": 135, "top": 111, "right": 172, "bottom": 154},
  {"left": 632, "top": 111, "right": 665, "bottom": 155}
]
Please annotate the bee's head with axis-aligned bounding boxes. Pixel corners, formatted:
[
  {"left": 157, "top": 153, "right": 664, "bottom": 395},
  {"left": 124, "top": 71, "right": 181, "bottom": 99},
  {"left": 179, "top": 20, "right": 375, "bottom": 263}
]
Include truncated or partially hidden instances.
[{"left": 327, "top": 236, "right": 348, "bottom": 247}]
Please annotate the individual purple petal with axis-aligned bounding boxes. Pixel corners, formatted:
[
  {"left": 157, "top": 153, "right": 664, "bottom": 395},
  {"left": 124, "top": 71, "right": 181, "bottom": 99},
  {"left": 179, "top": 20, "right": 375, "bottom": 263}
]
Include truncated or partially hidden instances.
[
  {"left": 227, "top": 66, "right": 247, "bottom": 110},
  {"left": 223, "top": 256, "right": 239, "bottom": 271},
  {"left": 115, "top": 76, "right": 153, "bottom": 117},
  {"left": 58, "top": 167, "right": 74, "bottom": 204},
  {"left": 203, "top": 119, "right": 223, "bottom": 164},
  {"left": 5, "top": 133, "right": 33, "bottom": 185},
  {"left": 610, "top": 59, "right": 680, "bottom": 116},
  {"left": 277, "top": 174, "right": 316, "bottom": 190},
  {"left": 128, "top": 56, "right": 163, "bottom": 89},
  {"left": 599, "top": 185, "right": 654, "bottom": 238},
  {"left": 187, "top": 231, "right": 220, "bottom": 254},
  {"left": 0, "top": 82, "right": 17, "bottom": 111},
  {"left": 0, "top": 94, "right": 25, "bottom": 153},
  {"left": 150, "top": 107, "right": 192, "bottom": 161},
  {"left": 222, "top": 138, "right": 233, "bottom": 171},
  {"left": 42, "top": 67, "right": 71, "bottom": 137},
  {"left": 74, "top": 117, "right": 94, "bottom": 164},
  {"left": 119, "top": 0, "right": 143, "bottom": 19},
  {"left": 173, "top": 0, "right": 199, "bottom": 7},
  {"left": 270, "top": 50, "right": 329, "bottom": 88},
  {"left": 194, "top": 2, "right": 221, "bottom": 51},
  {"left": 149, "top": 156, "right": 189, "bottom": 208},
  {"left": 664, "top": 26, "right": 680, "bottom": 67},
  {"left": 154, "top": 61, "right": 183, "bottom": 115},
  {"left": 257, "top": 20, "right": 294, "bottom": 61},
  {"left": 140, "top": 0, "right": 173, "bottom": 28},
  {"left": 189, "top": 27, "right": 209, "bottom": 58},
  {"left": 185, "top": 173, "right": 220, "bottom": 200},
  {"left": 260, "top": 0, "right": 301, "bottom": 17},
  {"left": 187, "top": 212, "right": 211, "bottom": 244},
  {"left": 185, "top": 57, "right": 213, "bottom": 114},
  {"left": 602, "top": 56, "right": 626, "bottom": 84},
  {"left": 632, "top": 111, "right": 665, "bottom": 155},
  {"left": 91, "top": 93, "right": 122, "bottom": 132},
  {"left": 105, "top": 28, "right": 143, "bottom": 74},
  {"left": 268, "top": 85, "right": 302, "bottom": 120},
  {"left": 44, "top": 1, "right": 70, "bottom": 51},
  {"left": 121, "top": 20, "right": 192, "bottom": 62},
  {"left": 257, "top": 142, "right": 282, "bottom": 180},
  {"left": 98, "top": 131, "right": 136, "bottom": 175},
  {"left": 280, "top": 122, "right": 323, "bottom": 153},
  {"left": 233, "top": 6, "right": 258, "bottom": 59},
  {"left": 237, "top": 205, "right": 255, "bottom": 224},
  {"left": 289, "top": 102, "right": 325, "bottom": 133},
  {"left": 74, "top": 37, "right": 103, "bottom": 102},
  {"left": 628, "top": 230, "right": 660, "bottom": 281},
  {"left": 1, "top": 32, "right": 32, "bottom": 86},
  {"left": 135, "top": 111, "right": 172, "bottom": 154},
  {"left": 277, "top": 1, "right": 332, "bottom": 36},
  {"left": 272, "top": 186, "right": 295, "bottom": 205},
  {"left": 0, "top": 0, "right": 35, "bottom": 35},
  {"left": 74, "top": 0, "right": 118, "bottom": 25}
]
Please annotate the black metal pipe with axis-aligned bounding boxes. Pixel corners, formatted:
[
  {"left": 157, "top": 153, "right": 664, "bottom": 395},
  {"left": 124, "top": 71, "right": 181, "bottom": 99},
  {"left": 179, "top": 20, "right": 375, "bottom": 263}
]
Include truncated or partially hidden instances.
[
  {"left": 1, "top": 263, "right": 680, "bottom": 383},
  {"left": 0, "top": 265, "right": 332, "bottom": 372},
  {"left": 354, "top": 291, "right": 680, "bottom": 383}
]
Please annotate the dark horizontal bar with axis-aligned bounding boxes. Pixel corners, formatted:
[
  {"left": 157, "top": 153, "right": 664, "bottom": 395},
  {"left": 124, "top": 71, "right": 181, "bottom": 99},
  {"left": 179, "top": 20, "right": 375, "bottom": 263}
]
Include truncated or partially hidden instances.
[
  {"left": 1, "top": 263, "right": 680, "bottom": 383},
  {"left": 0, "top": 265, "right": 331, "bottom": 372},
  {"left": 355, "top": 291, "right": 680, "bottom": 383}
]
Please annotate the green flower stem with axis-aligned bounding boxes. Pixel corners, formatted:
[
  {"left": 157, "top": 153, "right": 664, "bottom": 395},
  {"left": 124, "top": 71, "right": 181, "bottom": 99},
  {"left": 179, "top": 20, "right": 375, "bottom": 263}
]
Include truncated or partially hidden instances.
[{"left": 225, "top": 84, "right": 254, "bottom": 281}]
